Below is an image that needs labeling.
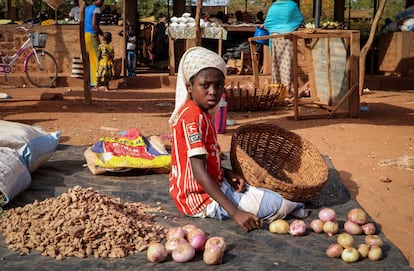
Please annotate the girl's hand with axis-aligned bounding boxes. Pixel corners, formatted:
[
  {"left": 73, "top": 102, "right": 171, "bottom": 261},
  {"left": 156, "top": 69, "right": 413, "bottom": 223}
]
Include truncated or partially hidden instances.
[
  {"left": 224, "top": 169, "right": 246, "bottom": 192},
  {"left": 232, "top": 209, "right": 262, "bottom": 232}
]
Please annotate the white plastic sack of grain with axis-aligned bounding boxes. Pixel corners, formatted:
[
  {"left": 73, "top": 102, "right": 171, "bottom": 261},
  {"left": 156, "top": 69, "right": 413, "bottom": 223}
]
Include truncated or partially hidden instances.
[{"left": 0, "top": 147, "right": 32, "bottom": 206}]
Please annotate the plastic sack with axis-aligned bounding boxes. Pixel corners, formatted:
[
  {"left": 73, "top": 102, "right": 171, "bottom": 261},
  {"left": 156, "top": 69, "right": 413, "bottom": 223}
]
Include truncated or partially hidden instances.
[
  {"left": 85, "top": 128, "right": 171, "bottom": 175},
  {"left": 0, "top": 120, "right": 60, "bottom": 173},
  {"left": 254, "top": 27, "right": 269, "bottom": 45},
  {"left": 0, "top": 147, "right": 32, "bottom": 206}
]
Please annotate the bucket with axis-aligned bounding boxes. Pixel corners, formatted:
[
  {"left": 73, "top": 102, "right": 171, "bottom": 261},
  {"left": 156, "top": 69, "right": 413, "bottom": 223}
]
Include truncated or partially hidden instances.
[
  {"left": 213, "top": 94, "right": 227, "bottom": 134},
  {"left": 253, "top": 27, "right": 269, "bottom": 46},
  {"left": 71, "top": 57, "right": 83, "bottom": 78}
]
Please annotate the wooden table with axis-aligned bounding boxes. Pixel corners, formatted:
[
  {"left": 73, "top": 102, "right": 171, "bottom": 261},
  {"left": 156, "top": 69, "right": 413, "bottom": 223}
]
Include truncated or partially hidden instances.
[
  {"left": 249, "top": 29, "right": 361, "bottom": 120},
  {"left": 223, "top": 25, "right": 257, "bottom": 33},
  {"left": 167, "top": 26, "right": 227, "bottom": 75}
]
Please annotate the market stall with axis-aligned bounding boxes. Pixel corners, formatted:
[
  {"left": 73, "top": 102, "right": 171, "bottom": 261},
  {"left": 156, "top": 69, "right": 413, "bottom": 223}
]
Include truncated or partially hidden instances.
[
  {"left": 249, "top": 29, "right": 360, "bottom": 120},
  {"left": 167, "top": 24, "right": 228, "bottom": 75}
]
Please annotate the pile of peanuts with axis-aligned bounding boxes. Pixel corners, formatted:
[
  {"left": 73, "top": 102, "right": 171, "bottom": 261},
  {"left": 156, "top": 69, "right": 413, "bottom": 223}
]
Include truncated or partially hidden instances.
[{"left": 0, "top": 185, "right": 167, "bottom": 260}]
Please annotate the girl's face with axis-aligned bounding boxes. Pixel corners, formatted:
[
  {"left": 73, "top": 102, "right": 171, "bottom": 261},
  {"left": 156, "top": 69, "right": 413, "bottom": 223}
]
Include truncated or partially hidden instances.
[{"left": 187, "top": 68, "right": 225, "bottom": 113}]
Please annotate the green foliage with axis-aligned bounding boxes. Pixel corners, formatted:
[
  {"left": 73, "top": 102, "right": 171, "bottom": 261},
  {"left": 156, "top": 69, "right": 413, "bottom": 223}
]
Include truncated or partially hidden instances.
[{"left": 4, "top": 0, "right": 410, "bottom": 26}]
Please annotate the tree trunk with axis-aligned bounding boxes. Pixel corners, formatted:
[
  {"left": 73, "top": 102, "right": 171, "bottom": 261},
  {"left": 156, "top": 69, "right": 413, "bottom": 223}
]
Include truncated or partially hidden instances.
[
  {"left": 23, "top": 0, "right": 33, "bottom": 21},
  {"left": 359, "top": 0, "right": 387, "bottom": 96},
  {"left": 79, "top": 1, "right": 92, "bottom": 104},
  {"left": 334, "top": 0, "right": 345, "bottom": 24}
]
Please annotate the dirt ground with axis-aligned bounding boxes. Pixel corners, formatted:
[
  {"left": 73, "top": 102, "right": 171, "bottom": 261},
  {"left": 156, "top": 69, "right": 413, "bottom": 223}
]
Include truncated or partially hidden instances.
[{"left": 0, "top": 82, "right": 413, "bottom": 267}]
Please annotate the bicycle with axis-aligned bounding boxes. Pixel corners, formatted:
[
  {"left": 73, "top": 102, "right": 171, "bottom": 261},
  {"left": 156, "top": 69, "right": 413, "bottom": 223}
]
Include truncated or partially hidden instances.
[{"left": 0, "top": 26, "right": 58, "bottom": 88}]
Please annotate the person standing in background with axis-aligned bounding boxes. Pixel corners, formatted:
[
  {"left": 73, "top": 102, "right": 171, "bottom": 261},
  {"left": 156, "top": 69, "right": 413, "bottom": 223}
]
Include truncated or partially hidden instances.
[
  {"left": 154, "top": 14, "right": 168, "bottom": 62},
  {"left": 96, "top": 32, "right": 115, "bottom": 91},
  {"left": 119, "top": 25, "right": 137, "bottom": 76},
  {"left": 264, "top": 0, "right": 303, "bottom": 94},
  {"left": 256, "top": 11, "right": 264, "bottom": 24},
  {"left": 69, "top": 0, "right": 80, "bottom": 22},
  {"left": 84, "top": 0, "right": 105, "bottom": 91}
]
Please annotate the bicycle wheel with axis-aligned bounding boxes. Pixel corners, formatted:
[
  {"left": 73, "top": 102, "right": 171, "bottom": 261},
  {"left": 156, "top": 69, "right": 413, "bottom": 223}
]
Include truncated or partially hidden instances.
[{"left": 25, "top": 49, "right": 58, "bottom": 88}]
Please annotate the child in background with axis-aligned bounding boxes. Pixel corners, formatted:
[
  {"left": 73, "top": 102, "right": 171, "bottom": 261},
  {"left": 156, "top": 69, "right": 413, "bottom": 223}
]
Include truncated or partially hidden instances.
[
  {"left": 168, "top": 47, "right": 307, "bottom": 232},
  {"left": 96, "top": 32, "right": 115, "bottom": 91},
  {"left": 119, "top": 25, "right": 137, "bottom": 76}
]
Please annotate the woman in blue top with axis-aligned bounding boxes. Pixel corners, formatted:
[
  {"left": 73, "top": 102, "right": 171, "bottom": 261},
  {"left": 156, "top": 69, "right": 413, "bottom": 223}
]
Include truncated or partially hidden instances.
[
  {"left": 84, "top": 0, "right": 105, "bottom": 91},
  {"left": 264, "top": 0, "right": 303, "bottom": 94}
]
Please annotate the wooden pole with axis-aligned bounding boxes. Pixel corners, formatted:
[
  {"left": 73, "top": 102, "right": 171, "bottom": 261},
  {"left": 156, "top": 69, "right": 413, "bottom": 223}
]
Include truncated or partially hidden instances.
[
  {"left": 359, "top": 0, "right": 387, "bottom": 96},
  {"left": 79, "top": 0, "right": 92, "bottom": 104},
  {"left": 195, "top": 0, "right": 202, "bottom": 46},
  {"left": 123, "top": 0, "right": 127, "bottom": 85}
]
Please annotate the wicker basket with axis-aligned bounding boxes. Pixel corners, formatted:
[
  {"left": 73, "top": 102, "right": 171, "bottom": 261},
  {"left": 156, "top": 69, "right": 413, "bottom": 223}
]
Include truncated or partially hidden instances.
[
  {"left": 31, "top": 32, "right": 48, "bottom": 48},
  {"left": 230, "top": 123, "right": 329, "bottom": 202},
  {"left": 226, "top": 83, "right": 285, "bottom": 112}
]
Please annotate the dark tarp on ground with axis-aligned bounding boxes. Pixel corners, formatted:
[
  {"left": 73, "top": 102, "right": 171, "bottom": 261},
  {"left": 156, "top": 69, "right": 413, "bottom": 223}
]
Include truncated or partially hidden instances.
[{"left": 0, "top": 144, "right": 412, "bottom": 271}]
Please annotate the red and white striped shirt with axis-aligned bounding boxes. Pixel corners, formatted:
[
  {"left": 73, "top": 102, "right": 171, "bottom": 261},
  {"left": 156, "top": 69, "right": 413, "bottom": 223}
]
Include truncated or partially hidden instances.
[{"left": 169, "top": 100, "right": 223, "bottom": 215}]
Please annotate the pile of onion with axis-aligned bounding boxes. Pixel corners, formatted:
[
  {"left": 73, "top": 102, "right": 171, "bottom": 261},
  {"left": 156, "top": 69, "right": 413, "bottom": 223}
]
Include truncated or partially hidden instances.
[
  {"left": 313, "top": 208, "right": 339, "bottom": 236},
  {"left": 325, "top": 233, "right": 384, "bottom": 262},
  {"left": 345, "top": 208, "right": 376, "bottom": 235},
  {"left": 146, "top": 224, "right": 227, "bottom": 265}
]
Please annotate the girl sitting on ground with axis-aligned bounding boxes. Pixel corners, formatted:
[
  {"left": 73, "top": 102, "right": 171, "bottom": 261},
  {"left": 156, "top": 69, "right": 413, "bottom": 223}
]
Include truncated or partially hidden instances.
[{"left": 168, "top": 46, "right": 307, "bottom": 232}]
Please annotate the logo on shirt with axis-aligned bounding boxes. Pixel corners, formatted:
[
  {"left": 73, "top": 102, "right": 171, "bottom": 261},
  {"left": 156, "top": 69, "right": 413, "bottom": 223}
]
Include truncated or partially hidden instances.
[{"left": 186, "top": 122, "right": 201, "bottom": 144}]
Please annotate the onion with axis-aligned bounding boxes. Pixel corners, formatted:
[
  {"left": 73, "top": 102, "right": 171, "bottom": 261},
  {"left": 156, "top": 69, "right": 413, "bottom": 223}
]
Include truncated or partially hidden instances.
[
  {"left": 203, "top": 245, "right": 224, "bottom": 265},
  {"left": 344, "top": 220, "right": 362, "bottom": 235},
  {"left": 187, "top": 229, "right": 207, "bottom": 251},
  {"left": 182, "top": 224, "right": 198, "bottom": 236},
  {"left": 361, "top": 223, "right": 376, "bottom": 235},
  {"left": 269, "top": 219, "right": 290, "bottom": 234},
  {"left": 147, "top": 242, "right": 168, "bottom": 263},
  {"left": 165, "top": 237, "right": 188, "bottom": 253},
  {"left": 365, "top": 235, "right": 383, "bottom": 247},
  {"left": 341, "top": 247, "right": 359, "bottom": 263},
  {"left": 171, "top": 242, "right": 196, "bottom": 263},
  {"left": 289, "top": 220, "right": 307, "bottom": 236},
  {"left": 348, "top": 208, "right": 368, "bottom": 225},
  {"left": 187, "top": 227, "right": 206, "bottom": 240},
  {"left": 368, "top": 245, "right": 382, "bottom": 261},
  {"left": 318, "top": 208, "right": 336, "bottom": 222},
  {"left": 323, "top": 220, "right": 339, "bottom": 236},
  {"left": 337, "top": 233, "right": 354, "bottom": 249},
  {"left": 357, "top": 243, "right": 370, "bottom": 258},
  {"left": 205, "top": 237, "right": 226, "bottom": 252},
  {"left": 310, "top": 219, "right": 325, "bottom": 233},
  {"left": 326, "top": 243, "right": 343, "bottom": 258},
  {"left": 167, "top": 226, "right": 186, "bottom": 240}
]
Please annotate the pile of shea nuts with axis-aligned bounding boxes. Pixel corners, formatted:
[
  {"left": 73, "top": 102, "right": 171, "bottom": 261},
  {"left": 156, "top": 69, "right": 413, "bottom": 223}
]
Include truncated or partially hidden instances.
[{"left": 0, "top": 185, "right": 167, "bottom": 260}]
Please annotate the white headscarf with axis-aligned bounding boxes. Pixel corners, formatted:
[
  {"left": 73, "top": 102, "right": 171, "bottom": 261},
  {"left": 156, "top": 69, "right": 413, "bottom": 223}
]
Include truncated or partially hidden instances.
[{"left": 168, "top": 47, "right": 227, "bottom": 126}]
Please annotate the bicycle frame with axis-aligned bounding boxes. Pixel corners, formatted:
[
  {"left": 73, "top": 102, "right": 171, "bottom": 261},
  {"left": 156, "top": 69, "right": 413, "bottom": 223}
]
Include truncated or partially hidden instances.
[{"left": 1, "top": 30, "right": 43, "bottom": 73}]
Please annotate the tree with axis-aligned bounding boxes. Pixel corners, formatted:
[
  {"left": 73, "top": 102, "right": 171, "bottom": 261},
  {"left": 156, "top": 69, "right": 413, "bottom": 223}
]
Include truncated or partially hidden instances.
[{"left": 359, "top": 0, "right": 387, "bottom": 95}]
